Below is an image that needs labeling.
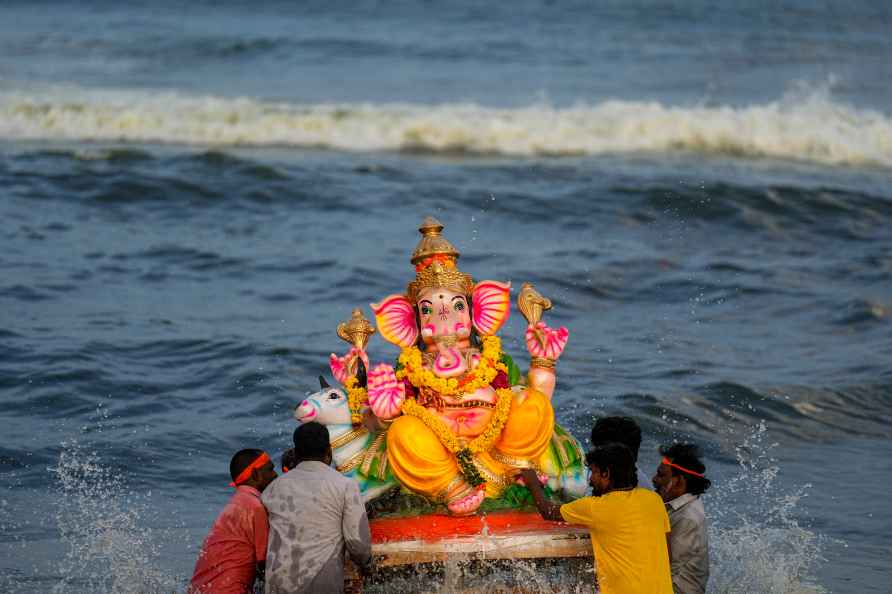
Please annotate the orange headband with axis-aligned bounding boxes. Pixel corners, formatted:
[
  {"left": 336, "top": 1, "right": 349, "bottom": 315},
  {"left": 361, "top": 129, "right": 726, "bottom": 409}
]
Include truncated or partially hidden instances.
[
  {"left": 229, "top": 452, "right": 270, "bottom": 487},
  {"left": 662, "top": 456, "right": 705, "bottom": 478}
]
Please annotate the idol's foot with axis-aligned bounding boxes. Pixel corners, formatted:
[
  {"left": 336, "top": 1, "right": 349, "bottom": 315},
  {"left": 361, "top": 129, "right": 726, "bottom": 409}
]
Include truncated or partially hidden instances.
[{"left": 447, "top": 485, "right": 485, "bottom": 516}]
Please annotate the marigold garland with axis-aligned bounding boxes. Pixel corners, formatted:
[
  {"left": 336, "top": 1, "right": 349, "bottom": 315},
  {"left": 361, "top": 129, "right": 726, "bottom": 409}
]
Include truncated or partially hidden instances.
[
  {"left": 401, "top": 386, "right": 514, "bottom": 487},
  {"left": 389, "top": 335, "right": 513, "bottom": 486},
  {"left": 343, "top": 376, "right": 368, "bottom": 425},
  {"left": 395, "top": 335, "right": 508, "bottom": 398}
]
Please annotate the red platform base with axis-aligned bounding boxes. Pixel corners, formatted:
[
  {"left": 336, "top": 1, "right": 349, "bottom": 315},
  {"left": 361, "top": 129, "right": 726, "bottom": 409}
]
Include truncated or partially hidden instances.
[{"left": 369, "top": 510, "right": 592, "bottom": 567}]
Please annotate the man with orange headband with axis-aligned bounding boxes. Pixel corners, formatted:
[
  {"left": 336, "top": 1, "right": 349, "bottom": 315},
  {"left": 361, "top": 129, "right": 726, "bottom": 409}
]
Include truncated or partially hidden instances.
[
  {"left": 190, "top": 448, "right": 278, "bottom": 594},
  {"left": 652, "top": 443, "right": 711, "bottom": 594}
]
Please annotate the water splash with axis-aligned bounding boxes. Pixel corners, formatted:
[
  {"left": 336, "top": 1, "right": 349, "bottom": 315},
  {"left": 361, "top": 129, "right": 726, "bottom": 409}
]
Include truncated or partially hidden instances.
[
  {"left": 49, "top": 442, "right": 179, "bottom": 594},
  {"left": 708, "top": 421, "right": 827, "bottom": 594},
  {"left": 34, "top": 422, "right": 828, "bottom": 594},
  {"left": 363, "top": 557, "right": 596, "bottom": 594}
]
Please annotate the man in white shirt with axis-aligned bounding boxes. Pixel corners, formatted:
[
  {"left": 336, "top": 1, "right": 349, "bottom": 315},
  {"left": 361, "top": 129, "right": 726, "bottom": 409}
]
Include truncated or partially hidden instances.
[
  {"left": 262, "top": 422, "right": 371, "bottom": 594},
  {"left": 652, "top": 442, "right": 711, "bottom": 594}
]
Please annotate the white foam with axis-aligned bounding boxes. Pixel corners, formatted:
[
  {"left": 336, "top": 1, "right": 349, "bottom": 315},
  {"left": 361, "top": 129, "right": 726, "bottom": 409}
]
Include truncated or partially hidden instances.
[{"left": 1, "top": 85, "right": 890, "bottom": 168}]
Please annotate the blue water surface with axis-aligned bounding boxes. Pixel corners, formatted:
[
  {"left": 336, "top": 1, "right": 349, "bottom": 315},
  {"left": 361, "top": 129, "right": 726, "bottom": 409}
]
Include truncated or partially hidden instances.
[{"left": 1, "top": 1, "right": 891, "bottom": 592}]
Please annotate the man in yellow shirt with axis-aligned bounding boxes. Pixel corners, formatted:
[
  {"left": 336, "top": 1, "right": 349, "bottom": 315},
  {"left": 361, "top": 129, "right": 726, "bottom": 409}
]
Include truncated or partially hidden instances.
[{"left": 520, "top": 442, "right": 673, "bottom": 594}]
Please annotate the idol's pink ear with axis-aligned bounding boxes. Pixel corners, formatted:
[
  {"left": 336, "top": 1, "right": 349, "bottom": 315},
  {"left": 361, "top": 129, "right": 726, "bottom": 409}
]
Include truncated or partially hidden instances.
[
  {"left": 472, "top": 281, "right": 511, "bottom": 336},
  {"left": 371, "top": 295, "right": 419, "bottom": 348}
]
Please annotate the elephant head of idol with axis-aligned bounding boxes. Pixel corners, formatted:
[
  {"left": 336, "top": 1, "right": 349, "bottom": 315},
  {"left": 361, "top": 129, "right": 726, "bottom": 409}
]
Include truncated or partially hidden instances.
[{"left": 371, "top": 217, "right": 510, "bottom": 377}]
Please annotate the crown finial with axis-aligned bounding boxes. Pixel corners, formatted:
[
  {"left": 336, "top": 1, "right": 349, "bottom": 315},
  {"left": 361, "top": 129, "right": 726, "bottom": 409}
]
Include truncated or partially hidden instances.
[
  {"left": 419, "top": 216, "right": 444, "bottom": 236},
  {"left": 410, "top": 216, "right": 460, "bottom": 266}
]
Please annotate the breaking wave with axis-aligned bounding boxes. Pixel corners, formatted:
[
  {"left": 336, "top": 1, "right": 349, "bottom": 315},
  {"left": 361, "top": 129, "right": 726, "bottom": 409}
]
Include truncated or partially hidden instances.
[{"left": 2, "top": 85, "right": 891, "bottom": 167}]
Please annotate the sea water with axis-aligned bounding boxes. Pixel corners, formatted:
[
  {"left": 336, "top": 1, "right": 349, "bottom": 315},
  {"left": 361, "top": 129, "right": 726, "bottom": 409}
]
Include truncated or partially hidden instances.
[{"left": 1, "top": 1, "right": 890, "bottom": 592}]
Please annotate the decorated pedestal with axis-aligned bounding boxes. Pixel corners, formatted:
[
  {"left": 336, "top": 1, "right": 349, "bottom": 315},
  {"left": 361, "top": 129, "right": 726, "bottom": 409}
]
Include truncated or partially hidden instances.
[
  {"left": 369, "top": 510, "right": 591, "bottom": 566},
  {"left": 343, "top": 510, "right": 595, "bottom": 593}
]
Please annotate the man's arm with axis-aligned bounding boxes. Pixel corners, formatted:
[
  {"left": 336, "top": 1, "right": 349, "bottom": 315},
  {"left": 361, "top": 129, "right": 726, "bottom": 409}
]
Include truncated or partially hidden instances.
[
  {"left": 252, "top": 505, "right": 270, "bottom": 590},
  {"left": 342, "top": 482, "right": 372, "bottom": 568},
  {"left": 252, "top": 506, "right": 270, "bottom": 570},
  {"left": 519, "top": 468, "right": 564, "bottom": 521}
]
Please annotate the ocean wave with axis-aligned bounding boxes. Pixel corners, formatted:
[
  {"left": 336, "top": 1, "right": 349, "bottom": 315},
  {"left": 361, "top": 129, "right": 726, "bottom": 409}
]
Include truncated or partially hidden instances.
[
  {"left": 611, "top": 382, "right": 892, "bottom": 446},
  {"left": 2, "top": 86, "right": 891, "bottom": 168}
]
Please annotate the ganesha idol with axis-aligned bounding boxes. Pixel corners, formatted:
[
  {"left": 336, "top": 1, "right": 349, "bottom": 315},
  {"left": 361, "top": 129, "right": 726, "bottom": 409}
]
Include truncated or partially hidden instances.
[{"left": 322, "top": 217, "right": 587, "bottom": 516}]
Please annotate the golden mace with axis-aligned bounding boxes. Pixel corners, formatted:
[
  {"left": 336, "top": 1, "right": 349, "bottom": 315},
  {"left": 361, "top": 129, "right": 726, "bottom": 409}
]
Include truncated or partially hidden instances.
[{"left": 336, "top": 308, "right": 376, "bottom": 376}]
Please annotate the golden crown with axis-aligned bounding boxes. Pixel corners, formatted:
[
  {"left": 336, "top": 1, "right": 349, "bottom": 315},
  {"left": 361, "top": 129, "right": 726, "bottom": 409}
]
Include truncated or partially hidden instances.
[
  {"left": 406, "top": 217, "right": 474, "bottom": 302},
  {"left": 407, "top": 261, "right": 474, "bottom": 303}
]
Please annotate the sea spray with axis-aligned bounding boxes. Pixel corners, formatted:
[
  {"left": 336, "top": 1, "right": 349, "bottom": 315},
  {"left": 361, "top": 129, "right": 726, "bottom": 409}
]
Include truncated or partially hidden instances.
[
  {"left": 49, "top": 442, "right": 179, "bottom": 594},
  {"left": 708, "top": 421, "right": 826, "bottom": 594},
  {"left": 38, "top": 427, "right": 828, "bottom": 593},
  {"left": 363, "top": 558, "right": 595, "bottom": 594}
]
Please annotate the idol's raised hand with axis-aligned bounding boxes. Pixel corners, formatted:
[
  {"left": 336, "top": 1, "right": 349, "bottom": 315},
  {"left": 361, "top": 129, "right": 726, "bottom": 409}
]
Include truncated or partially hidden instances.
[
  {"left": 328, "top": 347, "right": 369, "bottom": 385},
  {"left": 366, "top": 363, "right": 405, "bottom": 419},
  {"left": 525, "top": 321, "right": 569, "bottom": 361}
]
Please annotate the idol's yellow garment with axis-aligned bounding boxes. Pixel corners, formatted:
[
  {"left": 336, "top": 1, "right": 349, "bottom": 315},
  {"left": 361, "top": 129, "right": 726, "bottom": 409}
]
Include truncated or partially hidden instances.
[
  {"left": 386, "top": 388, "right": 554, "bottom": 500},
  {"left": 560, "top": 488, "right": 673, "bottom": 594}
]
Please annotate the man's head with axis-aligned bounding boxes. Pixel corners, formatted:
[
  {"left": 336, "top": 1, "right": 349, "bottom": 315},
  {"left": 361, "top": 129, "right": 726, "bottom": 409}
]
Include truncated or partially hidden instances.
[
  {"left": 229, "top": 448, "right": 277, "bottom": 493},
  {"left": 590, "top": 417, "right": 642, "bottom": 462},
  {"left": 280, "top": 448, "right": 297, "bottom": 473},
  {"left": 292, "top": 421, "right": 332, "bottom": 465},
  {"left": 585, "top": 442, "right": 637, "bottom": 496},
  {"left": 652, "top": 442, "right": 711, "bottom": 502}
]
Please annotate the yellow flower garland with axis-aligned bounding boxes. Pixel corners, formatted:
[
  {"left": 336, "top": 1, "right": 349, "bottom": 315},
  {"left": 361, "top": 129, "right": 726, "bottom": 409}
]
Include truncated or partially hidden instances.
[
  {"left": 395, "top": 335, "right": 508, "bottom": 398},
  {"left": 401, "top": 386, "right": 514, "bottom": 487},
  {"left": 401, "top": 387, "right": 513, "bottom": 455},
  {"left": 343, "top": 376, "right": 368, "bottom": 425}
]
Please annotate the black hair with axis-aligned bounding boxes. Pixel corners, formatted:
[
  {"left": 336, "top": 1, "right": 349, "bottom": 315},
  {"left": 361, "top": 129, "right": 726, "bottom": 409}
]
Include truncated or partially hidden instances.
[
  {"left": 585, "top": 442, "right": 637, "bottom": 489},
  {"left": 292, "top": 422, "right": 331, "bottom": 461},
  {"left": 281, "top": 448, "right": 297, "bottom": 473},
  {"left": 659, "top": 442, "right": 711, "bottom": 495},
  {"left": 230, "top": 448, "right": 265, "bottom": 481},
  {"left": 590, "top": 416, "right": 642, "bottom": 461}
]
